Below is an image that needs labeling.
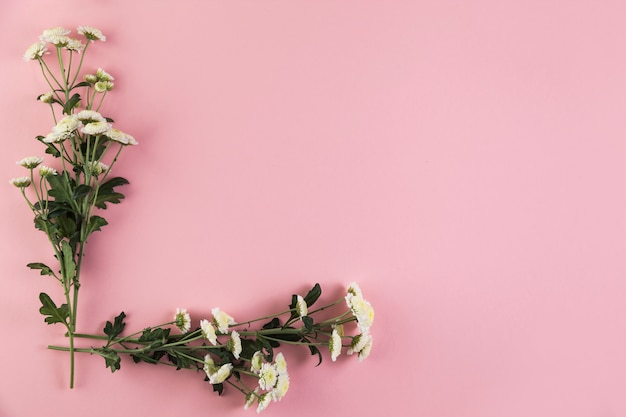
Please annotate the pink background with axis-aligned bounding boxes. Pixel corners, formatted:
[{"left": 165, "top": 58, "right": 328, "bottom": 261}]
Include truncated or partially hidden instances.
[{"left": 1, "top": 0, "right": 626, "bottom": 415}]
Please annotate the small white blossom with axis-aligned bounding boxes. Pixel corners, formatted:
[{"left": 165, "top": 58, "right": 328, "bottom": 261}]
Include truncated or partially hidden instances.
[
  {"left": 244, "top": 388, "right": 259, "bottom": 410},
  {"left": 23, "top": 42, "right": 48, "bottom": 61},
  {"left": 346, "top": 282, "right": 363, "bottom": 298},
  {"left": 256, "top": 393, "right": 272, "bottom": 413},
  {"left": 258, "top": 363, "right": 278, "bottom": 390},
  {"left": 94, "top": 81, "right": 114, "bottom": 92},
  {"left": 64, "top": 38, "right": 84, "bottom": 51},
  {"left": 174, "top": 308, "right": 191, "bottom": 333},
  {"left": 212, "top": 308, "right": 235, "bottom": 334},
  {"left": 76, "top": 110, "right": 106, "bottom": 123},
  {"left": 81, "top": 121, "right": 112, "bottom": 136},
  {"left": 53, "top": 115, "right": 82, "bottom": 134},
  {"left": 347, "top": 295, "right": 375, "bottom": 333},
  {"left": 228, "top": 330, "right": 242, "bottom": 359},
  {"left": 43, "top": 131, "right": 70, "bottom": 144},
  {"left": 295, "top": 294, "right": 307, "bottom": 318},
  {"left": 209, "top": 363, "right": 233, "bottom": 385},
  {"left": 105, "top": 129, "right": 137, "bottom": 145},
  {"left": 87, "top": 161, "right": 109, "bottom": 176},
  {"left": 9, "top": 177, "right": 31, "bottom": 188},
  {"left": 84, "top": 74, "right": 98, "bottom": 84},
  {"left": 203, "top": 354, "right": 217, "bottom": 377},
  {"left": 200, "top": 319, "right": 217, "bottom": 345},
  {"left": 38, "top": 92, "right": 54, "bottom": 104},
  {"left": 96, "top": 68, "right": 114, "bottom": 82},
  {"left": 274, "top": 352, "right": 287, "bottom": 376},
  {"left": 271, "top": 374, "right": 290, "bottom": 402},
  {"left": 77, "top": 26, "right": 106, "bottom": 42},
  {"left": 40, "top": 27, "right": 71, "bottom": 44},
  {"left": 347, "top": 333, "right": 373, "bottom": 362},
  {"left": 250, "top": 351, "right": 263, "bottom": 373},
  {"left": 329, "top": 328, "right": 342, "bottom": 362},
  {"left": 17, "top": 156, "right": 44, "bottom": 169},
  {"left": 39, "top": 166, "right": 58, "bottom": 177}
]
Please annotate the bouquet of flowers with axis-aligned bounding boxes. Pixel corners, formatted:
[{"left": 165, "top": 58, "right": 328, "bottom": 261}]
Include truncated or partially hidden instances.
[{"left": 11, "top": 26, "right": 374, "bottom": 413}]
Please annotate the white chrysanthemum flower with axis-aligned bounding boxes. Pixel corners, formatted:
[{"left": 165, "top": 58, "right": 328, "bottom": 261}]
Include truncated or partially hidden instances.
[
  {"left": 81, "top": 121, "right": 112, "bottom": 135},
  {"left": 333, "top": 323, "right": 344, "bottom": 337},
  {"left": 94, "top": 80, "right": 114, "bottom": 92},
  {"left": 258, "top": 363, "right": 278, "bottom": 390},
  {"left": 174, "top": 308, "right": 191, "bottom": 333},
  {"left": 43, "top": 131, "right": 71, "bottom": 144},
  {"left": 203, "top": 354, "right": 217, "bottom": 378},
  {"left": 200, "top": 319, "right": 218, "bottom": 345},
  {"left": 9, "top": 177, "right": 31, "bottom": 188},
  {"left": 38, "top": 92, "right": 54, "bottom": 104},
  {"left": 250, "top": 351, "right": 263, "bottom": 373},
  {"left": 329, "top": 328, "right": 342, "bottom": 362},
  {"left": 64, "top": 38, "right": 84, "bottom": 51},
  {"left": 209, "top": 363, "right": 233, "bottom": 385},
  {"left": 96, "top": 67, "right": 114, "bottom": 81},
  {"left": 17, "top": 156, "right": 44, "bottom": 169},
  {"left": 53, "top": 115, "right": 82, "bottom": 133},
  {"left": 76, "top": 110, "right": 106, "bottom": 123},
  {"left": 77, "top": 26, "right": 106, "bottom": 42},
  {"left": 228, "top": 330, "right": 242, "bottom": 359},
  {"left": 84, "top": 74, "right": 98, "bottom": 84},
  {"left": 357, "top": 335, "right": 373, "bottom": 362},
  {"left": 347, "top": 333, "right": 370, "bottom": 355},
  {"left": 105, "top": 129, "right": 137, "bottom": 145},
  {"left": 274, "top": 352, "right": 287, "bottom": 376},
  {"left": 244, "top": 388, "right": 259, "bottom": 410},
  {"left": 271, "top": 374, "right": 290, "bottom": 402},
  {"left": 257, "top": 393, "right": 272, "bottom": 413},
  {"left": 23, "top": 42, "right": 48, "bottom": 61},
  {"left": 212, "top": 308, "right": 235, "bottom": 334},
  {"left": 40, "top": 27, "right": 71, "bottom": 43},
  {"left": 295, "top": 294, "right": 307, "bottom": 318},
  {"left": 347, "top": 295, "right": 375, "bottom": 333},
  {"left": 39, "top": 166, "right": 58, "bottom": 177},
  {"left": 87, "top": 161, "right": 109, "bottom": 176},
  {"left": 346, "top": 282, "right": 363, "bottom": 298}
]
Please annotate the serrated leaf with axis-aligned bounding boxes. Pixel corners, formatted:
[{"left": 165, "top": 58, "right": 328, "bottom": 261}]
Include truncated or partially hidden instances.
[
  {"left": 212, "top": 383, "right": 224, "bottom": 396},
  {"left": 27, "top": 262, "right": 56, "bottom": 278},
  {"left": 60, "top": 240, "right": 76, "bottom": 281},
  {"left": 94, "top": 347, "right": 121, "bottom": 372},
  {"left": 38, "top": 292, "right": 69, "bottom": 325},
  {"left": 103, "top": 312, "right": 126, "bottom": 344},
  {"left": 62, "top": 93, "right": 81, "bottom": 115},
  {"left": 86, "top": 215, "right": 108, "bottom": 237},
  {"left": 73, "top": 184, "right": 92, "bottom": 200}
]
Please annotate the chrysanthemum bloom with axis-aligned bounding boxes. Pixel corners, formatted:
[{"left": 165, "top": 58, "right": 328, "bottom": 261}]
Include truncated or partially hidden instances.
[
  {"left": 174, "top": 308, "right": 191, "bottom": 333},
  {"left": 250, "top": 351, "right": 263, "bottom": 373},
  {"left": 295, "top": 294, "right": 307, "bottom": 318},
  {"left": 81, "top": 121, "right": 112, "bottom": 136},
  {"left": 258, "top": 363, "right": 278, "bottom": 390},
  {"left": 203, "top": 354, "right": 217, "bottom": 377},
  {"left": 105, "top": 129, "right": 137, "bottom": 146},
  {"left": 209, "top": 363, "right": 233, "bottom": 385},
  {"left": 96, "top": 68, "right": 114, "bottom": 82},
  {"left": 38, "top": 92, "right": 54, "bottom": 104},
  {"left": 77, "top": 26, "right": 106, "bottom": 42},
  {"left": 23, "top": 42, "right": 48, "bottom": 61},
  {"left": 347, "top": 333, "right": 373, "bottom": 360},
  {"left": 53, "top": 115, "right": 82, "bottom": 134},
  {"left": 212, "top": 308, "right": 235, "bottom": 333},
  {"left": 329, "top": 328, "right": 342, "bottom": 362},
  {"left": 94, "top": 81, "right": 114, "bottom": 93},
  {"left": 64, "top": 38, "right": 84, "bottom": 52},
  {"left": 274, "top": 352, "right": 288, "bottom": 375},
  {"left": 88, "top": 161, "right": 109, "bottom": 176},
  {"left": 228, "top": 330, "right": 242, "bottom": 359},
  {"left": 271, "top": 374, "right": 290, "bottom": 402},
  {"left": 17, "top": 156, "right": 44, "bottom": 169},
  {"left": 39, "top": 166, "right": 58, "bottom": 177},
  {"left": 244, "top": 388, "right": 259, "bottom": 410},
  {"left": 9, "top": 177, "right": 32, "bottom": 188},
  {"left": 40, "top": 27, "right": 71, "bottom": 44},
  {"left": 84, "top": 74, "right": 98, "bottom": 84},
  {"left": 200, "top": 319, "right": 218, "bottom": 345},
  {"left": 356, "top": 335, "right": 373, "bottom": 362},
  {"left": 256, "top": 393, "right": 272, "bottom": 413},
  {"left": 333, "top": 323, "right": 344, "bottom": 337},
  {"left": 346, "top": 293, "right": 375, "bottom": 333},
  {"left": 43, "top": 131, "right": 71, "bottom": 144},
  {"left": 346, "top": 282, "right": 363, "bottom": 298},
  {"left": 76, "top": 110, "right": 106, "bottom": 123}
]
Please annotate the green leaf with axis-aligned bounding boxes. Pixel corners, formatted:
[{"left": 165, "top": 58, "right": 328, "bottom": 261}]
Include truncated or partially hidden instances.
[
  {"left": 138, "top": 327, "right": 170, "bottom": 349},
  {"left": 72, "top": 81, "right": 91, "bottom": 89},
  {"left": 47, "top": 172, "right": 78, "bottom": 210},
  {"left": 62, "top": 93, "right": 81, "bottom": 115},
  {"left": 103, "top": 312, "right": 126, "bottom": 344},
  {"left": 86, "top": 215, "right": 108, "bottom": 237},
  {"left": 36, "top": 135, "right": 61, "bottom": 157},
  {"left": 38, "top": 292, "right": 69, "bottom": 325},
  {"left": 305, "top": 341, "right": 323, "bottom": 366},
  {"left": 61, "top": 241, "right": 76, "bottom": 281},
  {"left": 212, "top": 383, "right": 224, "bottom": 396},
  {"left": 73, "top": 184, "right": 92, "bottom": 200},
  {"left": 94, "top": 347, "right": 121, "bottom": 372},
  {"left": 302, "top": 315, "right": 314, "bottom": 331},
  {"left": 303, "top": 283, "right": 322, "bottom": 307},
  {"left": 94, "top": 177, "right": 129, "bottom": 209},
  {"left": 27, "top": 262, "right": 56, "bottom": 278},
  {"left": 262, "top": 317, "right": 281, "bottom": 330}
]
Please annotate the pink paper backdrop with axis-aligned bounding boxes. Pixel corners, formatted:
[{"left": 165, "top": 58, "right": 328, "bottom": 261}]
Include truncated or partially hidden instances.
[{"left": 1, "top": 0, "right": 626, "bottom": 416}]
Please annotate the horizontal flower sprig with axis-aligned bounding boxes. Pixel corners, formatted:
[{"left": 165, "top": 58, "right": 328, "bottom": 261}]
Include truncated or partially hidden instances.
[{"left": 48, "top": 282, "right": 375, "bottom": 413}]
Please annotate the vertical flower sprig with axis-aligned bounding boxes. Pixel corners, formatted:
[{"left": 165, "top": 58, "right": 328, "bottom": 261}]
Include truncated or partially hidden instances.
[
  {"left": 47, "top": 282, "right": 375, "bottom": 412},
  {"left": 13, "top": 26, "right": 135, "bottom": 388}
]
